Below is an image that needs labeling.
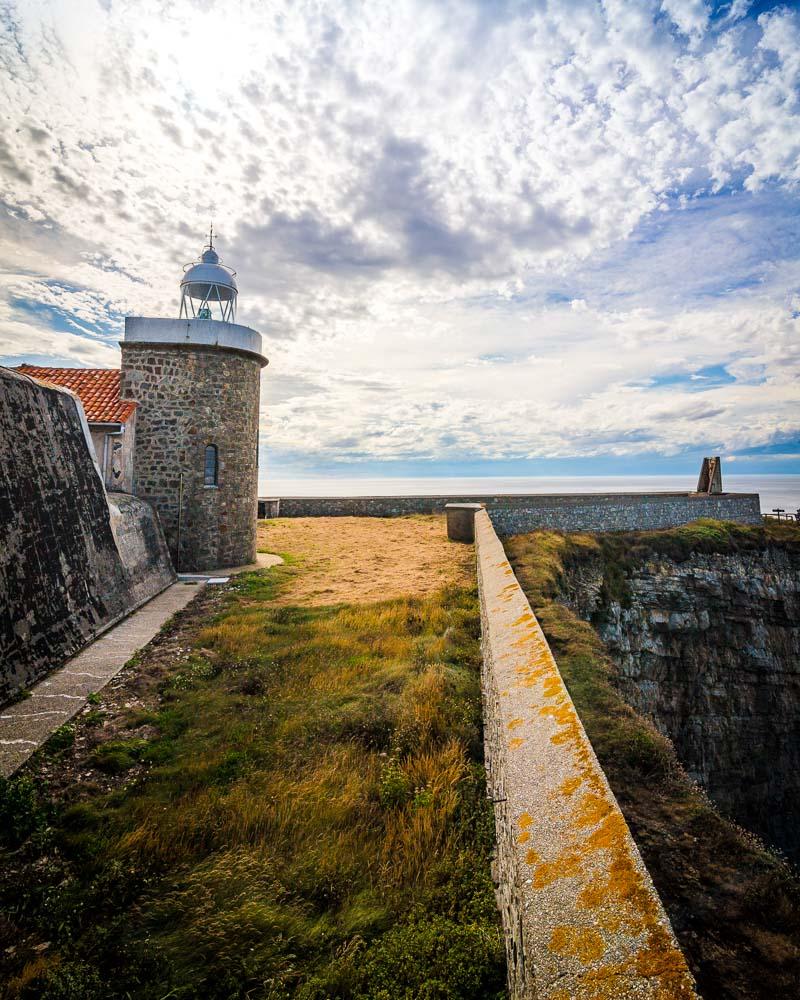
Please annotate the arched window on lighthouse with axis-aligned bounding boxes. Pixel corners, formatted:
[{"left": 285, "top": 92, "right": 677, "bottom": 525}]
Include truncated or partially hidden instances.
[{"left": 204, "top": 444, "right": 218, "bottom": 487}]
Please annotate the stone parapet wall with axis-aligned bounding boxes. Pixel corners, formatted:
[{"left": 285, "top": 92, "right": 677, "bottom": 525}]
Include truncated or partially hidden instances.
[
  {"left": 0, "top": 369, "right": 174, "bottom": 702},
  {"left": 261, "top": 492, "right": 762, "bottom": 532},
  {"left": 488, "top": 491, "right": 762, "bottom": 534},
  {"left": 124, "top": 316, "right": 266, "bottom": 363},
  {"left": 475, "top": 508, "right": 697, "bottom": 999},
  {"left": 121, "top": 342, "right": 261, "bottom": 571}
]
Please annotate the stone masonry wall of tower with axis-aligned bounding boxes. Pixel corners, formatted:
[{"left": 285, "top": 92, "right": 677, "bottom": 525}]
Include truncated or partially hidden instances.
[{"left": 120, "top": 343, "right": 260, "bottom": 572}]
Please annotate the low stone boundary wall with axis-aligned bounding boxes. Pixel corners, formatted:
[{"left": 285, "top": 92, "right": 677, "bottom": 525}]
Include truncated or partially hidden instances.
[
  {"left": 259, "top": 491, "right": 761, "bottom": 533},
  {"left": 475, "top": 508, "right": 697, "bottom": 999}
]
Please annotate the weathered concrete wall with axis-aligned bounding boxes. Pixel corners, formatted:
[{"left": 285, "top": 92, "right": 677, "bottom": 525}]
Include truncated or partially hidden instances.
[
  {"left": 107, "top": 492, "right": 176, "bottom": 607},
  {"left": 0, "top": 369, "right": 174, "bottom": 703},
  {"left": 261, "top": 492, "right": 762, "bottom": 532},
  {"left": 475, "top": 509, "right": 697, "bottom": 999},
  {"left": 564, "top": 545, "right": 800, "bottom": 863},
  {"left": 121, "top": 340, "right": 261, "bottom": 572}
]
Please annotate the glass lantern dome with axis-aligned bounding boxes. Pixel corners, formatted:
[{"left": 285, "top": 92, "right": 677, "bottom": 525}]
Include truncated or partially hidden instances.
[{"left": 179, "top": 229, "right": 238, "bottom": 323}]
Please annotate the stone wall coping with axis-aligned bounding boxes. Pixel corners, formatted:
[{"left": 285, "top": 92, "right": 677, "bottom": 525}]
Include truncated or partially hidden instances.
[
  {"left": 445, "top": 502, "right": 483, "bottom": 542},
  {"left": 475, "top": 508, "right": 698, "bottom": 998},
  {"left": 123, "top": 316, "right": 268, "bottom": 367}
]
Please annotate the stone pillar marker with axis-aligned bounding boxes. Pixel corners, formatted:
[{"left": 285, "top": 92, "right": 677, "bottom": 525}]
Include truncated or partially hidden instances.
[
  {"left": 445, "top": 502, "right": 483, "bottom": 542},
  {"left": 696, "top": 456, "right": 723, "bottom": 495}
]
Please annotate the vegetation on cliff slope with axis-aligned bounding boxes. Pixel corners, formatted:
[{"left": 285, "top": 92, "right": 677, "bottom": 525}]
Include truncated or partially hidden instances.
[
  {"left": 0, "top": 556, "right": 505, "bottom": 999},
  {"left": 558, "top": 517, "right": 800, "bottom": 613},
  {"left": 505, "top": 520, "right": 800, "bottom": 1000}
]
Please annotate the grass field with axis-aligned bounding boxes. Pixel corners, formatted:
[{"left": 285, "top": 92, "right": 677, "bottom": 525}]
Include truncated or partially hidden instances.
[
  {"left": 0, "top": 519, "right": 505, "bottom": 1000},
  {"left": 505, "top": 520, "right": 800, "bottom": 1000}
]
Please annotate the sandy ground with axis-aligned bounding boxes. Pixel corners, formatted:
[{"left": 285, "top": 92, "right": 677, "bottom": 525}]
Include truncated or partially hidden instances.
[{"left": 258, "top": 515, "right": 474, "bottom": 605}]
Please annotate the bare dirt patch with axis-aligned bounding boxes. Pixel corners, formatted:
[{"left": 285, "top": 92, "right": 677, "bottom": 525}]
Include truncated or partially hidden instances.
[{"left": 258, "top": 514, "right": 474, "bottom": 605}]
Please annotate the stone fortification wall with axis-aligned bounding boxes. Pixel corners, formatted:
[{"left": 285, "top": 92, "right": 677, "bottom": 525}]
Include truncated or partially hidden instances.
[
  {"left": 262, "top": 491, "right": 762, "bottom": 532},
  {"left": 475, "top": 508, "right": 697, "bottom": 999},
  {"left": 121, "top": 342, "right": 261, "bottom": 572},
  {"left": 0, "top": 369, "right": 174, "bottom": 702}
]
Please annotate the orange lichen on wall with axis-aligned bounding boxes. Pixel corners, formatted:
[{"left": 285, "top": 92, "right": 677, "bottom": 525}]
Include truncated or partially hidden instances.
[
  {"left": 518, "top": 663, "right": 551, "bottom": 686},
  {"left": 540, "top": 702, "right": 575, "bottom": 728},
  {"left": 549, "top": 925, "right": 606, "bottom": 964},
  {"left": 533, "top": 850, "right": 583, "bottom": 887},
  {"left": 575, "top": 793, "right": 613, "bottom": 830},
  {"left": 542, "top": 674, "right": 565, "bottom": 700},
  {"left": 559, "top": 775, "right": 583, "bottom": 797}
]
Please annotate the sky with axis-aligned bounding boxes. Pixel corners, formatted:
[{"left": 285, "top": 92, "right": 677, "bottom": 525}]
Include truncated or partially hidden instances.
[{"left": 0, "top": 0, "right": 799, "bottom": 481}]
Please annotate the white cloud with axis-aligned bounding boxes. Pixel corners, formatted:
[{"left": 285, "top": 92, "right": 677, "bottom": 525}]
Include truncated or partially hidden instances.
[
  {"left": 0, "top": 0, "right": 798, "bottom": 473},
  {"left": 661, "top": 0, "right": 711, "bottom": 40}
]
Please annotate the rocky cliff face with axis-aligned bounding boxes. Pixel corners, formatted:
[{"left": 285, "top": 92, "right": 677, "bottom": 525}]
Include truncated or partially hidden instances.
[{"left": 564, "top": 546, "right": 800, "bottom": 863}]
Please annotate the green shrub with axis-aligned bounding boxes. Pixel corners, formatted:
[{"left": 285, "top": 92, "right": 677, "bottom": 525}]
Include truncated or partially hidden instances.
[
  {"left": 353, "top": 912, "right": 506, "bottom": 1000},
  {"left": 378, "top": 756, "right": 412, "bottom": 808},
  {"left": 89, "top": 738, "right": 150, "bottom": 774},
  {"left": 17, "top": 962, "right": 106, "bottom": 1000},
  {"left": 45, "top": 724, "right": 75, "bottom": 755},
  {"left": 0, "top": 775, "right": 52, "bottom": 849}
]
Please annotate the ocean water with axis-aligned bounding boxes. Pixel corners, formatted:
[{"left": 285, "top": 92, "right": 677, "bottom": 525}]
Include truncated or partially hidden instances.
[{"left": 263, "top": 475, "right": 800, "bottom": 515}]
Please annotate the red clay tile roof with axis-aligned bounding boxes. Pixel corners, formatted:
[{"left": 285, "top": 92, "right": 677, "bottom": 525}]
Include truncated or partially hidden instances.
[{"left": 14, "top": 365, "right": 136, "bottom": 424}]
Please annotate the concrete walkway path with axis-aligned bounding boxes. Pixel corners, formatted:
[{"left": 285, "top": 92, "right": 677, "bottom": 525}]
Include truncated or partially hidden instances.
[
  {"left": 0, "top": 552, "right": 283, "bottom": 778},
  {"left": 0, "top": 581, "right": 205, "bottom": 778}
]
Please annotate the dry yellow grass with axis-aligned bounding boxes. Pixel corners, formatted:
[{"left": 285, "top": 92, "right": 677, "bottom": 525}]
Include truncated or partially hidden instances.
[{"left": 258, "top": 514, "right": 473, "bottom": 605}]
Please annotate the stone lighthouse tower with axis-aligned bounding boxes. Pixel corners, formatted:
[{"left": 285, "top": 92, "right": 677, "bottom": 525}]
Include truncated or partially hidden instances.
[{"left": 120, "top": 233, "right": 267, "bottom": 572}]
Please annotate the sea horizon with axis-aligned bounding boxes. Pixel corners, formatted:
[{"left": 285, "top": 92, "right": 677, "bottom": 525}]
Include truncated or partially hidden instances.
[{"left": 261, "top": 473, "right": 800, "bottom": 515}]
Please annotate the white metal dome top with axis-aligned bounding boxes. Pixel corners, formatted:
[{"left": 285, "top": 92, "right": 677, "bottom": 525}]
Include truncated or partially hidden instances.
[{"left": 179, "top": 227, "right": 238, "bottom": 322}]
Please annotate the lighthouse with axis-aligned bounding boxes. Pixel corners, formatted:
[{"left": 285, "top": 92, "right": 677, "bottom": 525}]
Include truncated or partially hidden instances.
[{"left": 120, "top": 233, "right": 267, "bottom": 572}]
